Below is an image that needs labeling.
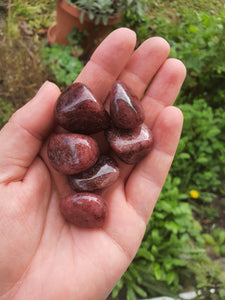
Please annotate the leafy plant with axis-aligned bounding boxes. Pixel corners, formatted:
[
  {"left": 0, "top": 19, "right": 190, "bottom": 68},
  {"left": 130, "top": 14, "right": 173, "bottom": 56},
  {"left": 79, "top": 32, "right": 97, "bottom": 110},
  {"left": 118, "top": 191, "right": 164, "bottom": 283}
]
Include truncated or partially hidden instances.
[
  {"left": 144, "top": 9, "right": 225, "bottom": 108},
  {"left": 172, "top": 99, "right": 225, "bottom": 201},
  {"left": 40, "top": 43, "right": 84, "bottom": 87},
  {"left": 119, "top": 0, "right": 148, "bottom": 27},
  {"left": 202, "top": 228, "right": 225, "bottom": 257},
  {"left": 66, "top": 0, "right": 147, "bottom": 25},
  {"left": 111, "top": 175, "right": 204, "bottom": 299},
  {"left": 66, "top": 27, "right": 85, "bottom": 47},
  {"left": 187, "top": 253, "right": 225, "bottom": 299},
  {"left": 68, "top": 0, "right": 115, "bottom": 25}
]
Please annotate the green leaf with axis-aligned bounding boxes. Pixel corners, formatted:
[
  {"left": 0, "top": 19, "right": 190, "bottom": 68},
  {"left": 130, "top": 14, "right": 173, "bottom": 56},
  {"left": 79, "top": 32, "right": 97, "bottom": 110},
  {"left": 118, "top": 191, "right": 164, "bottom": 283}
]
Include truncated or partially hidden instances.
[
  {"left": 189, "top": 24, "right": 197, "bottom": 33},
  {"left": 214, "top": 245, "right": 221, "bottom": 257},
  {"left": 95, "top": 15, "right": 101, "bottom": 24},
  {"left": 165, "top": 221, "right": 179, "bottom": 234},
  {"left": 196, "top": 156, "right": 208, "bottom": 164},
  {"left": 127, "top": 286, "right": 136, "bottom": 300},
  {"left": 129, "top": 264, "right": 143, "bottom": 285},
  {"left": 136, "top": 248, "right": 154, "bottom": 261},
  {"left": 151, "top": 245, "right": 158, "bottom": 256},
  {"left": 214, "top": 228, "right": 225, "bottom": 245},
  {"left": 111, "top": 278, "right": 123, "bottom": 298},
  {"left": 102, "top": 15, "right": 109, "bottom": 25},
  {"left": 179, "top": 153, "right": 191, "bottom": 159},
  {"left": 151, "top": 228, "right": 162, "bottom": 245},
  {"left": 88, "top": 10, "right": 95, "bottom": 20},
  {"left": 220, "top": 244, "right": 225, "bottom": 255},
  {"left": 152, "top": 263, "right": 163, "bottom": 280},
  {"left": 163, "top": 260, "right": 172, "bottom": 271},
  {"left": 133, "top": 284, "right": 147, "bottom": 298},
  {"left": 79, "top": 10, "right": 85, "bottom": 23},
  {"left": 202, "top": 233, "right": 215, "bottom": 246},
  {"left": 166, "top": 271, "right": 176, "bottom": 285}
]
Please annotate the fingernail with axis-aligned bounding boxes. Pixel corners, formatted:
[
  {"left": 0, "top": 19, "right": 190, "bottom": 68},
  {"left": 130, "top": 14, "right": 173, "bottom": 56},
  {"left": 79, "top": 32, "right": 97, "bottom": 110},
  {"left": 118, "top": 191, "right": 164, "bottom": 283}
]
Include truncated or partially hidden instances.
[
  {"left": 29, "top": 81, "right": 51, "bottom": 103},
  {"left": 25, "top": 81, "right": 50, "bottom": 105},
  {"left": 36, "top": 81, "right": 50, "bottom": 96}
]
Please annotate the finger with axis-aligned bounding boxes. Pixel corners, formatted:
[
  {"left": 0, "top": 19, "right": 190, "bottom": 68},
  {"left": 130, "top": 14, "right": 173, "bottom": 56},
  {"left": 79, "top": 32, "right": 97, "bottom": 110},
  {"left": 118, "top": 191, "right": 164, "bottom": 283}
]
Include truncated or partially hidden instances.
[
  {"left": 101, "top": 37, "right": 171, "bottom": 178},
  {"left": 118, "top": 37, "right": 170, "bottom": 98},
  {"left": 0, "top": 81, "right": 60, "bottom": 183},
  {"left": 142, "top": 58, "right": 186, "bottom": 129},
  {"left": 125, "top": 106, "right": 183, "bottom": 224},
  {"left": 75, "top": 27, "right": 137, "bottom": 102},
  {"left": 112, "top": 58, "right": 186, "bottom": 181}
]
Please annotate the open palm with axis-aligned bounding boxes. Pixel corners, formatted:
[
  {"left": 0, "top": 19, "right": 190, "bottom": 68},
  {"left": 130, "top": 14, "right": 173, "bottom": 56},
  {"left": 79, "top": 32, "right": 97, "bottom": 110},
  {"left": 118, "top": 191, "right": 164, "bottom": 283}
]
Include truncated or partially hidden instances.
[{"left": 0, "top": 28, "right": 186, "bottom": 300}]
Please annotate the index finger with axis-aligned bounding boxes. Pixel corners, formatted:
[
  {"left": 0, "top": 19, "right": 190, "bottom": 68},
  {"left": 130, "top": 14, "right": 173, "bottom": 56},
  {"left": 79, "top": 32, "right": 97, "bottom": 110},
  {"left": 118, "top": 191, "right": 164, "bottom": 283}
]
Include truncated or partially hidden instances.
[{"left": 75, "top": 27, "right": 137, "bottom": 102}]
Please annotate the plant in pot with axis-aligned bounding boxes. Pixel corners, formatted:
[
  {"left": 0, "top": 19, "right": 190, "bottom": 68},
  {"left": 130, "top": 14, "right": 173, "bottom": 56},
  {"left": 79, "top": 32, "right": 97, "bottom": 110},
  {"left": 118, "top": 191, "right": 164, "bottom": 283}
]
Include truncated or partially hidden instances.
[
  {"left": 68, "top": 0, "right": 121, "bottom": 25},
  {"left": 47, "top": 0, "right": 147, "bottom": 56}
]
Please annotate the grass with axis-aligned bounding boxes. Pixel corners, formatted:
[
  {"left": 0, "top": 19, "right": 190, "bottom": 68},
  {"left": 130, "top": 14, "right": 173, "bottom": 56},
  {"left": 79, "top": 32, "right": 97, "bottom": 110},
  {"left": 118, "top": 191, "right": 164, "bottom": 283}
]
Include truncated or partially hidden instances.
[{"left": 147, "top": 0, "right": 225, "bottom": 13}]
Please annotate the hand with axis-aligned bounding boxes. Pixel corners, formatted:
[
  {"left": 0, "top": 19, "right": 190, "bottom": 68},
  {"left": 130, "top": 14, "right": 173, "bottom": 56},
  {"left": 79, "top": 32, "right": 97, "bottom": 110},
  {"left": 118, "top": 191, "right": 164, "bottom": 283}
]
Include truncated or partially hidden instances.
[{"left": 0, "top": 28, "right": 186, "bottom": 300}]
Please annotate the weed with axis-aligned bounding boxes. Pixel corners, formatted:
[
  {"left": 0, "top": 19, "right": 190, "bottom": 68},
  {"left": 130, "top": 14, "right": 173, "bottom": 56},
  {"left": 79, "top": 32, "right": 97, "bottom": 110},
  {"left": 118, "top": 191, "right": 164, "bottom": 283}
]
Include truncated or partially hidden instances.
[
  {"left": 40, "top": 43, "right": 84, "bottom": 88},
  {"left": 172, "top": 99, "right": 225, "bottom": 200},
  {"left": 203, "top": 228, "right": 225, "bottom": 257},
  {"left": 111, "top": 175, "right": 205, "bottom": 299}
]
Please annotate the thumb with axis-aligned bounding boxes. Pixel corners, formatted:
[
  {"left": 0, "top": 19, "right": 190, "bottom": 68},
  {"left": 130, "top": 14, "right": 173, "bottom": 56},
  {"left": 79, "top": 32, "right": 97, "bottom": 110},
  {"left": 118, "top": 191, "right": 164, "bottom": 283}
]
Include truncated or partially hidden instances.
[{"left": 0, "top": 81, "right": 60, "bottom": 183}]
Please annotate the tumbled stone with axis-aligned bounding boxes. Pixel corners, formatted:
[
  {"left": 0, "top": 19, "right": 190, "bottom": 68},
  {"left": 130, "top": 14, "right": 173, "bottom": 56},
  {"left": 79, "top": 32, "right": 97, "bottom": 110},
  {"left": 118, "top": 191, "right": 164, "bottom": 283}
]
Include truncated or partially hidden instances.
[
  {"left": 60, "top": 193, "right": 108, "bottom": 228},
  {"left": 54, "top": 82, "right": 110, "bottom": 134},
  {"left": 108, "top": 81, "right": 144, "bottom": 129},
  {"left": 47, "top": 133, "right": 99, "bottom": 174},
  {"left": 68, "top": 155, "right": 119, "bottom": 192},
  {"left": 105, "top": 123, "right": 153, "bottom": 164}
]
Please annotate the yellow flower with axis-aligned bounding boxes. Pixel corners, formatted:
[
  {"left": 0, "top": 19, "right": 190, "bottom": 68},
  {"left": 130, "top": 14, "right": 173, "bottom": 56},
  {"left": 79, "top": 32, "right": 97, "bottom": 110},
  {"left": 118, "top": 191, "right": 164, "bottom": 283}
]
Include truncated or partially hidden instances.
[{"left": 189, "top": 190, "right": 199, "bottom": 199}]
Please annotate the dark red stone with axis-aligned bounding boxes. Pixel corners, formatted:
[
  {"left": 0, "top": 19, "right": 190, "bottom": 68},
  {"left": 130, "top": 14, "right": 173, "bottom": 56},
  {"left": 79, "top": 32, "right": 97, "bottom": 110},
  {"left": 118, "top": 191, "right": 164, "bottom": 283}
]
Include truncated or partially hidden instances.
[
  {"left": 105, "top": 123, "right": 153, "bottom": 164},
  {"left": 108, "top": 81, "right": 144, "bottom": 129},
  {"left": 47, "top": 133, "right": 99, "bottom": 174},
  {"left": 54, "top": 82, "right": 110, "bottom": 134},
  {"left": 60, "top": 193, "right": 108, "bottom": 228},
  {"left": 68, "top": 155, "right": 120, "bottom": 192}
]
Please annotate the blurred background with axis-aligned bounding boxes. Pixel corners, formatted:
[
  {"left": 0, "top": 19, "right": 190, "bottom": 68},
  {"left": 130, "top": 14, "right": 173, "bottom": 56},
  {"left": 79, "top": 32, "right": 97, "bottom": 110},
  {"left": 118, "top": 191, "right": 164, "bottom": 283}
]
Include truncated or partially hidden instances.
[{"left": 0, "top": 1, "right": 225, "bottom": 299}]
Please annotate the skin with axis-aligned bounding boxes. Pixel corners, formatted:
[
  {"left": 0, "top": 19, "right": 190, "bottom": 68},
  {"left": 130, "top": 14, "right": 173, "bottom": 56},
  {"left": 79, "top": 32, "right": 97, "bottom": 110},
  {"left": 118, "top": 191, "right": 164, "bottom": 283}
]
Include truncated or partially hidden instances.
[{"left": 0, "top": 28, "right": 186, "bottom": 300}]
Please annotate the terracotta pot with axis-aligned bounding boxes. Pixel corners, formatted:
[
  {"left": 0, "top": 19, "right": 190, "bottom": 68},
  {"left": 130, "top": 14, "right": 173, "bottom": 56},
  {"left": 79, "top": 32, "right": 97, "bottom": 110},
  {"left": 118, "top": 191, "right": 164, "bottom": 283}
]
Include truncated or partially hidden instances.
[{"left": 47, "top": 0, "right": 122, "bottom": 56}]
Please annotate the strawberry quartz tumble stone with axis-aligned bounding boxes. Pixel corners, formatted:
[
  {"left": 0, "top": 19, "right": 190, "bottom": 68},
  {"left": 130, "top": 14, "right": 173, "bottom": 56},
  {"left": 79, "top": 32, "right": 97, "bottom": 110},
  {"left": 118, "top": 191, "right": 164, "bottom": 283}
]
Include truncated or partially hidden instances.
[
  {"left": 60, "top": 193, "right": 108, "bottom": 228},
  {"left": 68, "top": 155, "right": 119, "bottom": 192},
  {"left": 54, "top": 82, "right": 110, "bottom": 134},
  {"left": 47, "top": 133, "right": 99, "bottom": 175},
  {"left": 108, "top": 81, "right": 144, "bottom": 129},
  {"left": 106, "top": 123, "right": 153, "bottom": 165}
]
